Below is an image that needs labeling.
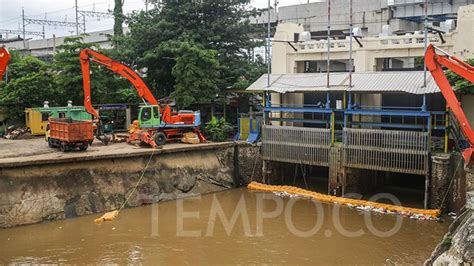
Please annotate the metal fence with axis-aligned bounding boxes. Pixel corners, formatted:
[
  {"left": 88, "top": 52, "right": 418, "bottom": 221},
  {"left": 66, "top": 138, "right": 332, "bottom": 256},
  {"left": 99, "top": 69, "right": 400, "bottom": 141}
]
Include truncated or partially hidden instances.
[
  {"left": 262, "top": 125, "right": 331, "bottom": 167},
  {"left": 343, "top": 128, "right": 429, "bottom": 175}
]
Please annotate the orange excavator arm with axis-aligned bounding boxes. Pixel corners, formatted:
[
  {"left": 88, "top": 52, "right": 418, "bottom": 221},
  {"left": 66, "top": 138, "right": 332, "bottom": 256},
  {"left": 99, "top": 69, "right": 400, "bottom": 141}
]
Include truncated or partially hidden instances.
[
  {"left": 425, "top": 44, "right": 474, "bottom": 162},
  {"left": 0, "top": 47, "right": 11, "bottom": 81},
  {"left": 79, "top": 48, "right": 159, "bottom": 118}
]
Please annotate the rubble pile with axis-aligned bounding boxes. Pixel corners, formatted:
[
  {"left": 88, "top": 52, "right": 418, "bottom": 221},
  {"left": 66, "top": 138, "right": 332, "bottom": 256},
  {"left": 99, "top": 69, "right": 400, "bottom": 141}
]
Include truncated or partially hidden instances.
[{"left": 4, "top": 126, "right": 31, "bottom": 140}]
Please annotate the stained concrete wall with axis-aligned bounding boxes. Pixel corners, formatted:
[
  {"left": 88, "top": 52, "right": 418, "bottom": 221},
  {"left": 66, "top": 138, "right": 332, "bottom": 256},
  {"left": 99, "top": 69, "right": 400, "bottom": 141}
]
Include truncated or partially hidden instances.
[{"left": 0, "top": 143, "right": 261, "bottom": 228}]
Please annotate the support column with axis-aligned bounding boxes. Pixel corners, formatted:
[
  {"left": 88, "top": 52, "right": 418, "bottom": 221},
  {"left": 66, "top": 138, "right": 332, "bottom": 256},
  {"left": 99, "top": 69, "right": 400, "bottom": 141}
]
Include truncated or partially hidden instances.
[{"left": 126, "top": 107, "right": 131, "bottom": 128}]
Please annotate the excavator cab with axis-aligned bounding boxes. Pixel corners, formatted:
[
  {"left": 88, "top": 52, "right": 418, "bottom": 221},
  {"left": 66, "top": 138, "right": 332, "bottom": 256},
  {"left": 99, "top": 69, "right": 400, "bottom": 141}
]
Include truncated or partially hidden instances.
[{"left": 138, "top": 105, "right": 162, "bottom": 128}]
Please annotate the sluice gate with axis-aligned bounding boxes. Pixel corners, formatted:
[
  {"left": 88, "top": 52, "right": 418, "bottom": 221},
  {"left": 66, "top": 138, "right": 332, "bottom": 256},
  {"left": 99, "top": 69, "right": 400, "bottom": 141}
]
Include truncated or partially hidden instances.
[
  {"left": 262, "top": 125, "right": 331, "bottom": 167},
  {"left": 262, "top": 125, "right": 430, "bottom": 176},
  {"left": 343, "top": 128, "right": 430, "bottom": 175}
]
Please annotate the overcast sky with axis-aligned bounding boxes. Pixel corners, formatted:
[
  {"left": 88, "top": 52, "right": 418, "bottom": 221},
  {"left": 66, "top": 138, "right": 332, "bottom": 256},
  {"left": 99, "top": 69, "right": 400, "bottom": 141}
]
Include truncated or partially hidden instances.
[{"left": 0, "top": 0, "right": 315, "bottom": 39}]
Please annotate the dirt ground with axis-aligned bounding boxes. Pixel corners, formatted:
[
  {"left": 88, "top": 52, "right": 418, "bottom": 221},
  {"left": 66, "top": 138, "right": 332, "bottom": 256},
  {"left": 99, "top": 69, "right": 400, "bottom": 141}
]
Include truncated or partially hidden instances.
[{"left": 0, "top": 137, "right": 233, "bottom": 167}]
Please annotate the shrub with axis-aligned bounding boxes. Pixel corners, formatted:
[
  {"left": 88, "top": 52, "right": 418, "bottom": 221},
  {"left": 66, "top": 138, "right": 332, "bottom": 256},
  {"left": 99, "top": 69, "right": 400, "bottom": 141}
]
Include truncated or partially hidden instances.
[{"left": 205, "top": 116, "right": 233, "bottom": 141}]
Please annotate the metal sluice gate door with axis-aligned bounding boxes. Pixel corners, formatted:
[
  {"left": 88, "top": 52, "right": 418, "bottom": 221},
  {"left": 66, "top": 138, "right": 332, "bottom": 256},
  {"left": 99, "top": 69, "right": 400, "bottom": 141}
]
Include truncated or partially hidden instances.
[
  {"left": 343, "top": 128, "right": 430, "bottom": 175},
  {"left": 261, "top": 126, "right": 430, "bottom": 175},
  {"left": 262, "top": 125, "right": 332, "bottom": 167}
]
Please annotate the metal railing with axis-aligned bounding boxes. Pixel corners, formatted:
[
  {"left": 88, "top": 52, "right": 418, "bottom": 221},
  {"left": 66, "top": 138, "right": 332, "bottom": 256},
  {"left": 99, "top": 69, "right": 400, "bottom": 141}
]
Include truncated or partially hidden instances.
[
  {"left": 343, "top": 128, "right": 430, "bottom": 175},
  {"left": 262, "top": 125, "right": 331, "bottom": 167},
  {"left": 297, "top": 33, "right": 448, "bottom": 53}
]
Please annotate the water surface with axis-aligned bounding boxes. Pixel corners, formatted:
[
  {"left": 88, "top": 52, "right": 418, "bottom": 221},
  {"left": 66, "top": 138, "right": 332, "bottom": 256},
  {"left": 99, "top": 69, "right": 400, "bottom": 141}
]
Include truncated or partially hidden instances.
[{"left": 0, "top": 188, "right": 449, "bottom": 264}]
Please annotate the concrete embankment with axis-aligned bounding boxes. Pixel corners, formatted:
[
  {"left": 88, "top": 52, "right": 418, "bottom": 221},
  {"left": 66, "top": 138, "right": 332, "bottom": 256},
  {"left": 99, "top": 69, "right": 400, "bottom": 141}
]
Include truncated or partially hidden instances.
[
  {"left": 0, "top": 141, "right": 261, "bottom": 228},
  {"left": 426, "top": 167, "right": 474, "bottom": 265}
]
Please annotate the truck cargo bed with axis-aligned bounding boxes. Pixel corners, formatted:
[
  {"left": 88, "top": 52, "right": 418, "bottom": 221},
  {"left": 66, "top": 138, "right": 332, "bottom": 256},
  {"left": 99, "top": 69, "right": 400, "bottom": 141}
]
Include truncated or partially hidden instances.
[{"left": 49, "top": 118, "right": 94, "bottom": 142}]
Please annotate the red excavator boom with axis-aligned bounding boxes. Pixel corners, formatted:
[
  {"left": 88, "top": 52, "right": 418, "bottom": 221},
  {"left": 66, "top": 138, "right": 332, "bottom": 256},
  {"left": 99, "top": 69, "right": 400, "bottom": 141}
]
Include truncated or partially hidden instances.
[
  {"left": 0, "top": 47, "right": 10, "bottom": 81},
  {"left": 425, "top": 44, "right": 474, "bottom": 162},
  {"left": 79, "top": 48, "right": 159, "bottom": 118}
]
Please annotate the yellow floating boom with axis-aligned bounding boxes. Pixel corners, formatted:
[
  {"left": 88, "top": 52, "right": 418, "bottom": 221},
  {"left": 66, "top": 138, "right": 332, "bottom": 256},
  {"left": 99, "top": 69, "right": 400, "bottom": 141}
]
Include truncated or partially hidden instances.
[{"left": 247, "top": 182, "right": 441, "bottom": 219}]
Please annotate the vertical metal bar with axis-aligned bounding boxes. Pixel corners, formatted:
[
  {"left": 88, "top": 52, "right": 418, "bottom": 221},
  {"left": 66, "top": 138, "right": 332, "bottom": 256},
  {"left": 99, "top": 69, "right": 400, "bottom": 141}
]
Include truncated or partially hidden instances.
[
  {"left": 349, "top": 0, "right": 353, "bottom": 88},
  {"left": 331, "top": 112, "right": 335, "bottom": 144},
  {"left": 75, "top": 0, "right": 79, "bottom": 35},
  {"left": 445, "top": 107, "right": 449, "bottom": 153},
  {"left": 422, "top": 94, "right": 427, "bottom": 111},
  {"left": 327, "top": 0, "right": 331, "bottom": 89},
  {"left": 423, "top": 0, "right": 428, "bottom": 88},
  {"left": 22, "top": 8, "right": 26, "bottom": 49},
  {"left": 264, "top": 0, "right": 272, "bottom": 125},
  {"left": 424, "top": 174, "right": 429, "bottom": 209}
]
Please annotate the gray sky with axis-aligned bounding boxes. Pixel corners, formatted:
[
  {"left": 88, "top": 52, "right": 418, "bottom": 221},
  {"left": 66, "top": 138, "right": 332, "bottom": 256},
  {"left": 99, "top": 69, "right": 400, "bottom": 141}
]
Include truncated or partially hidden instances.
[{"left": 0, "top": 0, "right": 314, "bottom": 39}]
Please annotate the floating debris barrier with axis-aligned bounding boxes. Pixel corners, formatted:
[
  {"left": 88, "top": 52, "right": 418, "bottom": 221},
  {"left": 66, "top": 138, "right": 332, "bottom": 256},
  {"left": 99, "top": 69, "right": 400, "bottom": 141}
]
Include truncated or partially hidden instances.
[{"left": 248, "top": 182, "right": 441, "bottom": 220}]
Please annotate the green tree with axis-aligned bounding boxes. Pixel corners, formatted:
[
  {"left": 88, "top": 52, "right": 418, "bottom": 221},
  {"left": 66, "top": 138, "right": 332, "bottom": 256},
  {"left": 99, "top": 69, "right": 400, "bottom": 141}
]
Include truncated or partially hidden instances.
[
  {"left": 446, "top": 58, "right": 474, "bottom": 94},
  {"left": 52, "top": 36, "right": 137, "bottom": 106},
  {"left": 122, "top": 0, "right": 263, "bottom": 107},
  {"left": 0, "top": 56, "right": 55, "bottom": 119},
  {"left": 163, "top": 40, "right": 220, "bottom": 108}
]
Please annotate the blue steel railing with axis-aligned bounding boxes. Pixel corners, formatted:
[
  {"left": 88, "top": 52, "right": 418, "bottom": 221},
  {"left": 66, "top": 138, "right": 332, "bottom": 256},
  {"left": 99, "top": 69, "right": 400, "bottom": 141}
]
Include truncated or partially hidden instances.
[{"left": 264, "top": 104, "right": 449, "bottom": 152}]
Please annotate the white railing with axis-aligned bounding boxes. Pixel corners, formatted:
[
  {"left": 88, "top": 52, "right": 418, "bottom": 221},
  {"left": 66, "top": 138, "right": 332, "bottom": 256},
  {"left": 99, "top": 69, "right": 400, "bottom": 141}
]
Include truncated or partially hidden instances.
[{"left": 297, "top": 33, "right": 450, "bottom": 53}]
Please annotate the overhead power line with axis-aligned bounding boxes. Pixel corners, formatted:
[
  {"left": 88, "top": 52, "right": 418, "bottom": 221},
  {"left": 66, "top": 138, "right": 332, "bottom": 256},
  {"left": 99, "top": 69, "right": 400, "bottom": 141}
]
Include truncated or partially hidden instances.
[
  {"left": 0, "top": 28, "right": 44, "bottom": 38},
  {"left": 78, "top": 10, "right": 114, "bottom": 19},
  {"left": 23, "top": 18, "right": 78, "bottom": 28}
]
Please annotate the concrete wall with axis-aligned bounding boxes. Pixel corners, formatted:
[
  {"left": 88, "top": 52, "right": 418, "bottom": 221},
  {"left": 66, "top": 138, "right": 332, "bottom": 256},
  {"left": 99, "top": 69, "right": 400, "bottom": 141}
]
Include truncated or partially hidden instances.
[
  {"left": 278, "top": 0, "right": 390, "bottom": 36},
  {"left": 4, "top": 28, "right": 124, "bottom": 57},
  {"left": 275, "top": 0, "right": 471, "bottom": 37},
  {"left": 0, "top": 143, "right": 261, "bottom": 228}
]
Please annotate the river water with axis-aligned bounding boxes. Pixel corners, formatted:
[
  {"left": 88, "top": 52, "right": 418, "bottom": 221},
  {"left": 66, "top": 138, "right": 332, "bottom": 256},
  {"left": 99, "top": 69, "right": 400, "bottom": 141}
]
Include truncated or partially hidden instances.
[{"left": 0, "top": 188, "right": 449, "bottom": 264}]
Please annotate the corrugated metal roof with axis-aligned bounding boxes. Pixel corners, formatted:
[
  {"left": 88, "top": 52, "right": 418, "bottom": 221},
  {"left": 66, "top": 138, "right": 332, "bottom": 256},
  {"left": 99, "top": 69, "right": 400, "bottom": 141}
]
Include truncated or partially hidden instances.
[{"left": 246, "top": 71, "right": 439, "bottom": 94}]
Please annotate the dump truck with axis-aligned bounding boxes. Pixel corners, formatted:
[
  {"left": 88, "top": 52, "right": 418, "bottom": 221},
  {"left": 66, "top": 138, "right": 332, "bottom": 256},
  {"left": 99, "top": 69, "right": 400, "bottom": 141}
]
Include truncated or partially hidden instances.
[{"left": 47, "top": 118, "right": 94, "bottom": 152}]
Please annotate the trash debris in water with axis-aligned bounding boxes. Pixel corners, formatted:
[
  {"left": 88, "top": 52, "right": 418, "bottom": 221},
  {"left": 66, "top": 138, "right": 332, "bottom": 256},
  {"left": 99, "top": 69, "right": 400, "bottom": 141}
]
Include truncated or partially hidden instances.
[
  {"left": 94, "top": 210, "right": 119, "bottom": 224},
  {"left": 448, "top": 212, "right": 457, "bottom": 219},
  {"left": 273, "top": 191, "right": 299, "bottom": 198},
  {"left": 249, "top": 182, "right": 441, "bottom": 221}
]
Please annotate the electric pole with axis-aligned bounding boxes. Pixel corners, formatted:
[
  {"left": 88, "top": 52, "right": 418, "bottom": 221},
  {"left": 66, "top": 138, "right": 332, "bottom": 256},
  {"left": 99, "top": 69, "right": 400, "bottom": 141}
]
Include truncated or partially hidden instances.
[{"left": 75, "top": 0, "right": 79, "bottom": 35}]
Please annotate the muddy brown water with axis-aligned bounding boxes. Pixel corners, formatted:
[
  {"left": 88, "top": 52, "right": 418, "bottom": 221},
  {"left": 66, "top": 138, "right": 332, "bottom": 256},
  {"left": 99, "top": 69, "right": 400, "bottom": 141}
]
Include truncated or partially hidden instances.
[{"left": 0, "top": 188, "right": 449, "bottom": 264}]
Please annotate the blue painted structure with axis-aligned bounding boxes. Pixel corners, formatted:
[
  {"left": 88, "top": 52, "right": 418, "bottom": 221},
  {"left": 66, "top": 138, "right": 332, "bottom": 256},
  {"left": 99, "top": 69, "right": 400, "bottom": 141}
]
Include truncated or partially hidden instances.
[{"left": 263, "top": 92, "right": 449, "bottom": 150}]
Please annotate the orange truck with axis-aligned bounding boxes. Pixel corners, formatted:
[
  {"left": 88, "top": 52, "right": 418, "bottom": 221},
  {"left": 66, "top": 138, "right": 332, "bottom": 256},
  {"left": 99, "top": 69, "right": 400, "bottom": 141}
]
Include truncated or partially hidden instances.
[{"left": 47, "top": 118, "right": 94, "bottom": 152}]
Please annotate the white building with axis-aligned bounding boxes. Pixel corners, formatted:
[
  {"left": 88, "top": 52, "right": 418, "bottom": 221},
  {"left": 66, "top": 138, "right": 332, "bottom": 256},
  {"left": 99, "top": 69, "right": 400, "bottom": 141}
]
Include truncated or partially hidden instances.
[{"left": 249, "top": 4, "right": 474, "bottom": 124}]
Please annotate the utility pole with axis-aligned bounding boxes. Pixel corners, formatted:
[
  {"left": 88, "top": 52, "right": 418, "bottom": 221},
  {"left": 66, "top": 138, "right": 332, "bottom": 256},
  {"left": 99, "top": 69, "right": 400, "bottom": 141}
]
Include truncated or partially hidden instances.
[
  {"left": 423, "top": 0, "right": 428, "bottom": 88},
  {"left": 42, "top": 13, "right": 46, "bottom": 39},
  {"left": 327, "top": 0, "right": 331, "bottom": 90},
  {"left": 266, "top": 0, "right": 271, "bottom": 108},
  {"left": 75, "top": 0, "right": 79, "bottom": 35},
  {"left": 22, "top": 7, "right": 26, "bottom": 49},
  {"left": 349, "top": 0, "right": 353, "bottom": 88}
]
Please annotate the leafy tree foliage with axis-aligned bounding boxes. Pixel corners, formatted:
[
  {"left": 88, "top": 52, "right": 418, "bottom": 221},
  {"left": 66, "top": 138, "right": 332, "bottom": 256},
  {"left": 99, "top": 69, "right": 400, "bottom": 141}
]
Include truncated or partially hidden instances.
[
  {"left": 0, "top": 56, "right": 55, "bottom": 118},
  {"left": 114, "top": 0, "right": 125, "bottom": 37},
  {"left": 0, "top": 36, "right": 138, "bottom": 121},
  {"left": 123, "top": 0, "right": 265, "bottom": 107},
  {"left": 52, "top": 36, "right": 134, "bottom": 106},
  {"left": 446, "top": 58, "right": 474, "bottom": 94}
]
